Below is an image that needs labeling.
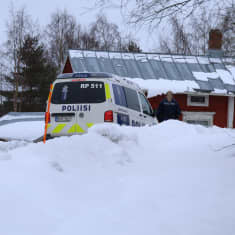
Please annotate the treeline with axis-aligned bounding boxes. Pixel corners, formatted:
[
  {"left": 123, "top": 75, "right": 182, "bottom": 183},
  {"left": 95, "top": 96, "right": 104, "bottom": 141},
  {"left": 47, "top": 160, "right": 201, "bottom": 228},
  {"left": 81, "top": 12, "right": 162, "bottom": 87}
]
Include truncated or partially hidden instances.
[{"left": 0, "top": 6, "right": 141, "bottom": 113}]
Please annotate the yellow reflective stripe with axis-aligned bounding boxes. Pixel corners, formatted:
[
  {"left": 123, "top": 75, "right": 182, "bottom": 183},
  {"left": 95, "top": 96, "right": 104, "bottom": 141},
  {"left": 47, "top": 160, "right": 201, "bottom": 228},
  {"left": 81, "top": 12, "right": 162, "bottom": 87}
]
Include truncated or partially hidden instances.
[
  {"left": 68, "top": 124, "right": 76, "bottom": 133},
  {"left": 52, "top": 124, "right": 66, "bottom": 134},
  {"left": 77, "top": 124, "right": 85, "bottom": 133},
  {"left": 86, "top": 123, "right": 94, "bottom": 128},
  {"left": 105, "top": 83, "right": 111, "bottom": 100},
  {"left": 68, "top": 124, "right": 85, "bottom": 133}
]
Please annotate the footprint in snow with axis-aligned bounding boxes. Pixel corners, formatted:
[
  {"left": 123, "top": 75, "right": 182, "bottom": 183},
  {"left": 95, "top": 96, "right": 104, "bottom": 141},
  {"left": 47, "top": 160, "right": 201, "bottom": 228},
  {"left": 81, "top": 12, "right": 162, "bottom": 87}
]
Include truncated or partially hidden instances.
[{"left": 50, "top": 161, "right": 64, "bottom": 172}]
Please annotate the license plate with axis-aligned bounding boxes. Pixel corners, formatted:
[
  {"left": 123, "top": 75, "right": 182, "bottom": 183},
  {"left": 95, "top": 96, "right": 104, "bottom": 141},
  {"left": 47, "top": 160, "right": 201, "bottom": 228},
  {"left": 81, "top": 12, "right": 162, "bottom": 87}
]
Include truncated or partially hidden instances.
[{"left": 55, "top": 115, "right": 72, "bottom": 122}]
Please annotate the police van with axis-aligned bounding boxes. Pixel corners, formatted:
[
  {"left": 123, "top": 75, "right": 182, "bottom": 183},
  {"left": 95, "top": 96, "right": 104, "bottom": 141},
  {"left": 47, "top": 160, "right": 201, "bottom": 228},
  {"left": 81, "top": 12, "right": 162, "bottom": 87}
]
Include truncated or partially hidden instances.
[{"left": 46, "top": 72, "right": 156, "bottom": 138}]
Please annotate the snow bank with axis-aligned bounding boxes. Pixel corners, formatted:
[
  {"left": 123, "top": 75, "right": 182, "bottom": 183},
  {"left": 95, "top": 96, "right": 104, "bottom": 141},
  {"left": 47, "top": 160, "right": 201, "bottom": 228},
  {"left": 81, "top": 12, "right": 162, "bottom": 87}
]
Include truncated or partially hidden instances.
[
  {"left": 0, "top": 112, "right": 44, "bottom": 121},
  {"left": 0, "top": 121, "right": 44, "bottom": 141},
  {"left": 0, "top": 121, "right": 235, "bottom": 235}
]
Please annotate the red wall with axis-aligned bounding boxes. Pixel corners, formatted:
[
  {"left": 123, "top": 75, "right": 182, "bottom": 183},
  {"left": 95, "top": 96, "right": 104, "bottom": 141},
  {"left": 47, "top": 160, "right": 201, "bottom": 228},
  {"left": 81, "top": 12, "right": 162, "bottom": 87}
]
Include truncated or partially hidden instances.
[
  {"left": 149, "top": 94, "right": 228, "bottom": 128},
  {"left": 63, "top": 58, "right": 73, "bottom": 73}
]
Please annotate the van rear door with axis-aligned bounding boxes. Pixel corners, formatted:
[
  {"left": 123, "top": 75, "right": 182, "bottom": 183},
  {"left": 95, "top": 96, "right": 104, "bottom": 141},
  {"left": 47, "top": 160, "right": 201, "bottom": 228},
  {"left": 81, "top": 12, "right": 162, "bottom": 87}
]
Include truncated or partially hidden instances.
[
  {"left": 123, "top": 87, "right": 142, "bottom": 126},
  {"left": 49, "top": 80, "right": 107, "bottom": 136},
  {"left": 112, "top": 84, "right": 142, "bottom": 126}
]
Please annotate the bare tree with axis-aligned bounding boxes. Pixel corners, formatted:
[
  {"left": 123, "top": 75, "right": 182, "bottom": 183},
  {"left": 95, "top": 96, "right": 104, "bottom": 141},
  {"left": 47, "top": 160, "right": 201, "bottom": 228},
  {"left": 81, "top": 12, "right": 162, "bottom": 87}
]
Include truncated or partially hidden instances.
[
  {"left": 159, "top": 4, "right": 234, "bottom": 56},
  {"left": 4, "top": 4, "right": 34, "bottom": 111},
  {"left": 90, "top": 15, "right": 122, "bottom": 51},
  {"left": 160, "top": 16, "right": 192, "bottom": 54},
  {"left": 95, "top": 0, "right": 233, "bottom": 28},
  {"left": 45, "top": 9, "right": 81, "bottom": 70},
  {"left": 220, "top": 4, "right": 235, "bottom": 56},
  {"left": 79, "top": 31, "right": 100, "bottom": 50}
]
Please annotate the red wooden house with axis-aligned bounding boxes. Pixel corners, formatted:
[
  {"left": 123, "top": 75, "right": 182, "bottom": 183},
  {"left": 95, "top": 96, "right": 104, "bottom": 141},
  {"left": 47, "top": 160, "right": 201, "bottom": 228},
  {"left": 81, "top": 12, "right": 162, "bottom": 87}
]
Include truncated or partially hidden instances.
[{"left": 62, "top": 31, "right": 235, "bottom": 128}]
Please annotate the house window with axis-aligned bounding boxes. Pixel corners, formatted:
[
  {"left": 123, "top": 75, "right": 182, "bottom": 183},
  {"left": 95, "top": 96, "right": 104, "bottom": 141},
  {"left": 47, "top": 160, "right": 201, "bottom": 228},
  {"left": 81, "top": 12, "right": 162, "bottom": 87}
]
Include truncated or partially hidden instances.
[
  {"left": 182, "top": 111, "right": 215, "bottom": 127},
  {"left": 186, "top": 120, "right": 210, "bottom": 126},
  {"left": 187, "top": 94, "right": 209, "bottom": 107}
]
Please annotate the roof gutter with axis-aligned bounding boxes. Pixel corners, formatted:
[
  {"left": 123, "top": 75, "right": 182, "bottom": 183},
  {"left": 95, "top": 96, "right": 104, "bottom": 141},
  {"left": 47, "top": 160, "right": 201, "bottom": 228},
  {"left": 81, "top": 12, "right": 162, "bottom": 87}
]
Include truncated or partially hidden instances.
[{"left": 182, "top": 91, "right": 235, "bottom": 97}]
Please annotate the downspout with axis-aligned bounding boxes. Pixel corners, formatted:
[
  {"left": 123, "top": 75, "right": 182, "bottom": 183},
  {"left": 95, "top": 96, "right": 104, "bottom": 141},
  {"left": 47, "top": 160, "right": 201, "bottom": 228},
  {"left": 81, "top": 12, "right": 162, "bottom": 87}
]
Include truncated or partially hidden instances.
[{"left": 227, "top": 95, "right": 234, "bottom": 128}]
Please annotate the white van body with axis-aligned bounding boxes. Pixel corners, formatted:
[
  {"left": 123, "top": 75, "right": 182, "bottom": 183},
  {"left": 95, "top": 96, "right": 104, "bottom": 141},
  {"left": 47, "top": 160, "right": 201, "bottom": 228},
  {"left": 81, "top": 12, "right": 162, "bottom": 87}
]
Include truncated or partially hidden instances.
[{"left": 46, "top": 72, "right": 157, "bottom": 138}]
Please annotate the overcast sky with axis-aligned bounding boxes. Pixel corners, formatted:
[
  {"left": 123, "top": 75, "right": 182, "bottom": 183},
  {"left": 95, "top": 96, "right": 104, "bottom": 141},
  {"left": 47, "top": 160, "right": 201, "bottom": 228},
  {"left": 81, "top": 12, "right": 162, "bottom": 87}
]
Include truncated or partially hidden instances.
[{"left": 0, "top": 0, "right": 161, "bottom": 51}]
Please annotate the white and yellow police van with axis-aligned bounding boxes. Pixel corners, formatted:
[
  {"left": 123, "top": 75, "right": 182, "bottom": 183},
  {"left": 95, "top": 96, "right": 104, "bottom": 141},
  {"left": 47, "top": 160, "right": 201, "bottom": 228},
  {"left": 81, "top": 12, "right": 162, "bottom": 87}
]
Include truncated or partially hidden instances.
[{"left": 46, "top": 72, "right": 156, "bottom": 138}]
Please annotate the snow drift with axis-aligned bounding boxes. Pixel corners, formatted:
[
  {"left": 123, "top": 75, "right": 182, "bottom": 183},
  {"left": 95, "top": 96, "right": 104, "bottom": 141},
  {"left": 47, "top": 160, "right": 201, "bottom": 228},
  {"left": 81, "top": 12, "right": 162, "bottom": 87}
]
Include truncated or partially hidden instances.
[{"left": 0, "top": 121, "right": 235, "bottom": 235}]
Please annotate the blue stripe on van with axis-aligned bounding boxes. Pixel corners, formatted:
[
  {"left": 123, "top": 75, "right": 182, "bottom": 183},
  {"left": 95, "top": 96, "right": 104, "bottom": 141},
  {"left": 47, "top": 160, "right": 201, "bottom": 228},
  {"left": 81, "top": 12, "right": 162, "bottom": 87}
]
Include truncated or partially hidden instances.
[{"left": 117, "top": 113, "right": 130, "bottom": 126}]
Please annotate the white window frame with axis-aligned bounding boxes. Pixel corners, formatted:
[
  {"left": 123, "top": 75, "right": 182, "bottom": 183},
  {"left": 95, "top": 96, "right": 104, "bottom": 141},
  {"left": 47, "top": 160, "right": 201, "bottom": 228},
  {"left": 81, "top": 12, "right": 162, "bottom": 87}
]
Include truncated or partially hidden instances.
[
  {"left": 182, "top": 111, "right": 215, "bottom": 127},
  {"left": 187, "top": 94, "right": 209, "bottom": 107}
]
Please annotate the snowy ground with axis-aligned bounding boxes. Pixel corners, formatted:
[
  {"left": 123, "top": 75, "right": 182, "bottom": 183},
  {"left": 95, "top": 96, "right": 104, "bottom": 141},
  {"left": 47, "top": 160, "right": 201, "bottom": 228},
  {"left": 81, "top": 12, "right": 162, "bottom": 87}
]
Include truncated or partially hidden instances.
[
  {"left": 0, "top": 120, "right": 235, "bottom": 235},
  {"left": 0, "top": 121, "right": 44, "bottom": 141},
  {"left": 0, "top": 112, "right": 44, "bottom": 122}
]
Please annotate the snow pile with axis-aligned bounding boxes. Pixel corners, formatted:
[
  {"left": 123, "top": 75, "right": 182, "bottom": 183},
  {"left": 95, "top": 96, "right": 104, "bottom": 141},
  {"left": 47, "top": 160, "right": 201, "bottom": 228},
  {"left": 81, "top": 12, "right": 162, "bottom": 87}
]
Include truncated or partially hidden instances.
[
  {"left": 0, "top": 121, "right": 235, "bottom": 235},
  {"left": 193, "top": 71, "right": 219, "bottom": 81},
  {"left": 192, "top": 69, "right": 235, "bottom": 87},
  {"left": 127, "top": 77, "right": 199, "bottom": 97},
  {"left": 226, "top": 65, "right": 235, "bottom": 80},
  {"left": 216, "top": 69, "right": 235, "bottom": 85},
  {"left": 127, "top": 66, "right": 235, "bottom": 97}
]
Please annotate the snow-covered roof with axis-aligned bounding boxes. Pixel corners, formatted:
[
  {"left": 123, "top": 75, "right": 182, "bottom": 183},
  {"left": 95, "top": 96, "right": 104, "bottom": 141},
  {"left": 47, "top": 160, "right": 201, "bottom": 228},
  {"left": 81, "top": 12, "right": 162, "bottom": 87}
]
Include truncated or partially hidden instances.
[{"left": 66, "top": 50, "right": 235, "bottom": 97}]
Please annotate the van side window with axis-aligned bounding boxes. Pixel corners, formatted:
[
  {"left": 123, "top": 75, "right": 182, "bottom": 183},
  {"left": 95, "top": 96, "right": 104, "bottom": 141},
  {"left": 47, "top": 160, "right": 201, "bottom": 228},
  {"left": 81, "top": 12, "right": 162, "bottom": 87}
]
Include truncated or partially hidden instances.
[
  {"left": 123, "top": 87, "right": 141, "bottom": 112},
  {"left": 139, "top": 93, "right": 153, "bottom": 116},
  {"left": 112, "top": 84, "right": 127, "bottom": 107}
]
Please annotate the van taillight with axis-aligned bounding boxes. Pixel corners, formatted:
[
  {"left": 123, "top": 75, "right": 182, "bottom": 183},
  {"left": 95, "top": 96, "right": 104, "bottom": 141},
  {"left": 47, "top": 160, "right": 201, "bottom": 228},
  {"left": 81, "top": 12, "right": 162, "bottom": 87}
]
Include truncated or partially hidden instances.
[
  {"left": 45, "top": 112, "right": 51, "bottom": 123},
  {"left": 104, "top": 110, "right": 113, "bottom": 122}
]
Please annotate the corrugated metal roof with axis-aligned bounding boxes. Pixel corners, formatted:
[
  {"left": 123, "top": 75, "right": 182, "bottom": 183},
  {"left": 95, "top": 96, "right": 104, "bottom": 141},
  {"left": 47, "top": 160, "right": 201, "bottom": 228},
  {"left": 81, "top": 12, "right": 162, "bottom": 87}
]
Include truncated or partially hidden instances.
[{"left": 66, "top": 50, "right": 235, "bottom": 95}]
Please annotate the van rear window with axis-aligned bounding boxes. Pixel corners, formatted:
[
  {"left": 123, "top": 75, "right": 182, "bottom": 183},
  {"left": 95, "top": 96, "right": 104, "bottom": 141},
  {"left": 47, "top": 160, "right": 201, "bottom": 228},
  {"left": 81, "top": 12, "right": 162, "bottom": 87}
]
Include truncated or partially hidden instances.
[{"left": 51, "top": 81, "right": 105, "bottom": 104}]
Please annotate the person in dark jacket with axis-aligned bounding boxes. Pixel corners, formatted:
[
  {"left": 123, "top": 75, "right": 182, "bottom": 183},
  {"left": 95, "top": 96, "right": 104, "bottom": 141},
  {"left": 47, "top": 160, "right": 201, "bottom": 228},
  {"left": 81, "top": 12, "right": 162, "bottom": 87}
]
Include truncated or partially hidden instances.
[{"left": 156, "top": 91, "right": 181, "bottom": 123}]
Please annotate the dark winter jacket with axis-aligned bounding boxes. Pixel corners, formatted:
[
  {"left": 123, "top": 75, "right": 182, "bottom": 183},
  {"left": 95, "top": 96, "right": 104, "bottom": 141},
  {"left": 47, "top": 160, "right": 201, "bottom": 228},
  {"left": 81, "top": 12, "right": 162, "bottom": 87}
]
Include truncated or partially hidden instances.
[{"left": 156, "top": 98, "right": 181, "bottom": 122}]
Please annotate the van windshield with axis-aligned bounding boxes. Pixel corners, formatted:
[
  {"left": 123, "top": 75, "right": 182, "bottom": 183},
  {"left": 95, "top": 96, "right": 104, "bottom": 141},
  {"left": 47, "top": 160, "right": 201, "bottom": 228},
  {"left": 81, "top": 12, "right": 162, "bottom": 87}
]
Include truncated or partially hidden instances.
[{"left": 51, "top": 81, "right": 106, "bottom": 104}]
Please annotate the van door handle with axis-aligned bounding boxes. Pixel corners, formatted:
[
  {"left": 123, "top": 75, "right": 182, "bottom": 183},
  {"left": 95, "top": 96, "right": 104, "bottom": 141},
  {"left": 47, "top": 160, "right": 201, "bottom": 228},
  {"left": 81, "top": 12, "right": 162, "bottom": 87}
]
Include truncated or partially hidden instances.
[{"left": 139, "top": 114, "right": 143, "bottom": 117}]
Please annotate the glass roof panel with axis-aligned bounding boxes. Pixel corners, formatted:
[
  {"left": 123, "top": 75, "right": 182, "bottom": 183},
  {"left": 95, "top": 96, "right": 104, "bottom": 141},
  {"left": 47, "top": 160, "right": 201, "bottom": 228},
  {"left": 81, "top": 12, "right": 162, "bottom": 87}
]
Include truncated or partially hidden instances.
[
  {"left": 134, "top": 54, "right": 156, "bottom": 79},
  {"left": 109, "top": 52, "right": 128, "bottom": 77},
  {"left": 172, "top": 56, "right": 194, "bottom": 80},
  {"left": 148, "top": 54, "right": 167, "bottom": 79},
  {"left": 96, "top": 51, "right": 115, "bottom": 74},
  {"left": 196, "top": 80, "right": 214, "bottom": 91},
  {"left": 208, "top": 78, "right": 225, "bottom": 90},
  {"left": 83, "top": 51, "right": 101, "bottom": 72},
  {"left": 122, "top": 53, "right": 142, "bottom": 78},
  {"left": 159, "top": 55, "right": 182, "bottom": 80},
  {"left": 224, "top": 84, "right": 235, "bottom": 93},
  {"left": 71, "top": 58, "right": 87, "bottom": 72}
]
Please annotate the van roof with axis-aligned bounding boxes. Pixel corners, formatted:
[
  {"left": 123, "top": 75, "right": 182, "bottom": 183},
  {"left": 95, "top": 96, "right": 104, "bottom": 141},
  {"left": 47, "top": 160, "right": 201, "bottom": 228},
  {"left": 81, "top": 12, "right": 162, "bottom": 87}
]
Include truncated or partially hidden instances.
[
  {"left": 56, "top": 72, "right": 142, "bottom": 92},
  {"left": 57, "top": 72, "right": 113, "bottom": 79}
]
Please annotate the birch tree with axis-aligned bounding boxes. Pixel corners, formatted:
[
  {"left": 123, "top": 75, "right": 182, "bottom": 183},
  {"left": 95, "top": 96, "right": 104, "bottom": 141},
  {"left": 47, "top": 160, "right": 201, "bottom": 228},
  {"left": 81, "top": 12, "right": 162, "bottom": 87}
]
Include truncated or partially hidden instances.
[
  {"left": 46, "top": 9, "right": 81, "bottom": 71},
  {"left": 5, "top": 4, "right": 34, "bottom": 111}
]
